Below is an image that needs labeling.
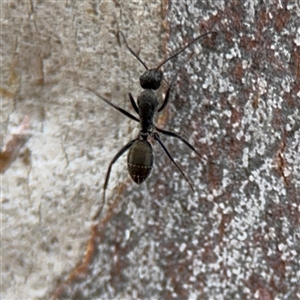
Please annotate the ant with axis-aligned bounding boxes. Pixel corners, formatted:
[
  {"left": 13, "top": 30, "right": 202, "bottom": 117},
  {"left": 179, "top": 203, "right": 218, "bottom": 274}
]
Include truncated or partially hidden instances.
[{"left": 83, "top": 30, "right": 216, "bottom": 219}]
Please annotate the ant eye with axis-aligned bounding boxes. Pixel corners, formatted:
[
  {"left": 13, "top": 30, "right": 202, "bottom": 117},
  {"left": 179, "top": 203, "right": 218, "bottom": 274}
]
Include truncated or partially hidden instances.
[{"left": 140, "top": 70, "right": 163, "bottom": 90}]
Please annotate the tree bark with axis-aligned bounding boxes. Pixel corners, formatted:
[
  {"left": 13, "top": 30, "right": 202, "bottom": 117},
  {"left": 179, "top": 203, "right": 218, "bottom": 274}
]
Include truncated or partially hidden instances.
[{"left": 2, "top": 1, "right": 299, "bottom": 299}]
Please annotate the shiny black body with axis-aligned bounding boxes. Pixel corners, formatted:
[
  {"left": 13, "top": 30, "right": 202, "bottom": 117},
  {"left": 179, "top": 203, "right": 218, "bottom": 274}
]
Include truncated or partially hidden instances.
[
  {"left": 86, "top": 30, "right": 216, "bottom": 219},
  {"left": 128, "top": 140, "right": 153, "bottom": 184}
]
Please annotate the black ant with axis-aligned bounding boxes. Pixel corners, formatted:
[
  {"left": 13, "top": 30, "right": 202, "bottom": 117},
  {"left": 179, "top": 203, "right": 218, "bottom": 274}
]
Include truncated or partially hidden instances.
[{"left": 83, "top": 30, "right": 216, "bottom": 219}]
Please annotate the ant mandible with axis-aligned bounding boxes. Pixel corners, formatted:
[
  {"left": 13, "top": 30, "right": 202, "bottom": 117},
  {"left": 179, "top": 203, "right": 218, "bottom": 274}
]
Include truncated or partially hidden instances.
[{"left": 83, "top": 30, "right": 215, "bottom": 219}]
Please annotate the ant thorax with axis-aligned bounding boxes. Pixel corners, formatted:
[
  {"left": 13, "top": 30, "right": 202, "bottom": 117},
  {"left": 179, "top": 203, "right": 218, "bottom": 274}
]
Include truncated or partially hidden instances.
[{"left": 137, "top": 89, "right": 159, "bottom": 133}]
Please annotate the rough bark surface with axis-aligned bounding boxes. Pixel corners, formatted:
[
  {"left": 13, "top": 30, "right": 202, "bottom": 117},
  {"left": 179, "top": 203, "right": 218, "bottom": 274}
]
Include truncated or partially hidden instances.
[{"left": 1, "top": 1, "right": 299, "bottom": 299}]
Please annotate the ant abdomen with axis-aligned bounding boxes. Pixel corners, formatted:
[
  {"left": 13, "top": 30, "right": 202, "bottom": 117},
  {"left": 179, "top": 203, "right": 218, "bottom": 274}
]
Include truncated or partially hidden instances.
[{"left": 127, "top": 140, "right": 153, "bottom": 184}]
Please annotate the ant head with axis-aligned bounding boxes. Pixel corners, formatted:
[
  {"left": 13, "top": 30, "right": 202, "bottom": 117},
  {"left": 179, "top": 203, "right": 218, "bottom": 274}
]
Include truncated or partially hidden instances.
[
  {"left": 140, "top": 69, "right": 163, "bottom": 90},
  {"left": 119, "top": 30, "right": 217, "bottom": 90}
]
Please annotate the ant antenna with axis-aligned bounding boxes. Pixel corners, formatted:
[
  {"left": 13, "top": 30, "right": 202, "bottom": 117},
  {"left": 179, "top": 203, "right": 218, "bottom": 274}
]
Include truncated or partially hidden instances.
[
  {"left": 118, "top": 31, "right": 149, "bottom": 70},
  {"left": 156, "top": 31, "right": 217, "bottom": 69},
  {"left": 119, "top": 30, "right": 217, "bottom": 71}
]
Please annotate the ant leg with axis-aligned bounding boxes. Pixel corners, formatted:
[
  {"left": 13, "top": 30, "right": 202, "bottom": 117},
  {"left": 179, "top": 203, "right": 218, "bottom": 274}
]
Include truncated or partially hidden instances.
[
  {"left": 129, "top": 93, "right": 139, "bottom": 114},
  {"left": 158, "top": 49, "right": 197, "bottom": 113},
  {"left": 155, "top": 127, "right": 202, "bottom": 159},
  {"left": 118, "top": 31, "right": 149, "bottom": 70},
  {"left": 158, "top": 73, "right": 178, "bottom": 112},
  {"left": 93, "top": 138, "right": 138, "bottom": 220},
  {"left": 152, "top": 132, "right": 194, "bottom": 191},
  {"left": 82, "top": 86, "right": 140, "bottom": 123}
]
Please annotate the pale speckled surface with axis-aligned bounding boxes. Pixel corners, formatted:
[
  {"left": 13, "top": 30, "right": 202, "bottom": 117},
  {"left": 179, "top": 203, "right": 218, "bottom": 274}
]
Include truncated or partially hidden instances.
[
  {"left": 1, "top": 1, "right": 162, "bottom": 299},
  {"left": 1, "top": 1, "right": 300, "bottom": 300}
]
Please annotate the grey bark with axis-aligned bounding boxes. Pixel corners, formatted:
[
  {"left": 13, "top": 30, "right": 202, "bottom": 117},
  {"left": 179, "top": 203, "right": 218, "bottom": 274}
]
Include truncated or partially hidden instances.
[{"left": 1, "top": 1, "right": 299, "bottom": 299}]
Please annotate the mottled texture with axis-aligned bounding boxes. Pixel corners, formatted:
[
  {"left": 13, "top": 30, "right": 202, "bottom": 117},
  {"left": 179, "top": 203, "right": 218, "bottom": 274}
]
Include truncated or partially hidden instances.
[{"left": 1, "top": 1, "right": 299, "bottom": 300}]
